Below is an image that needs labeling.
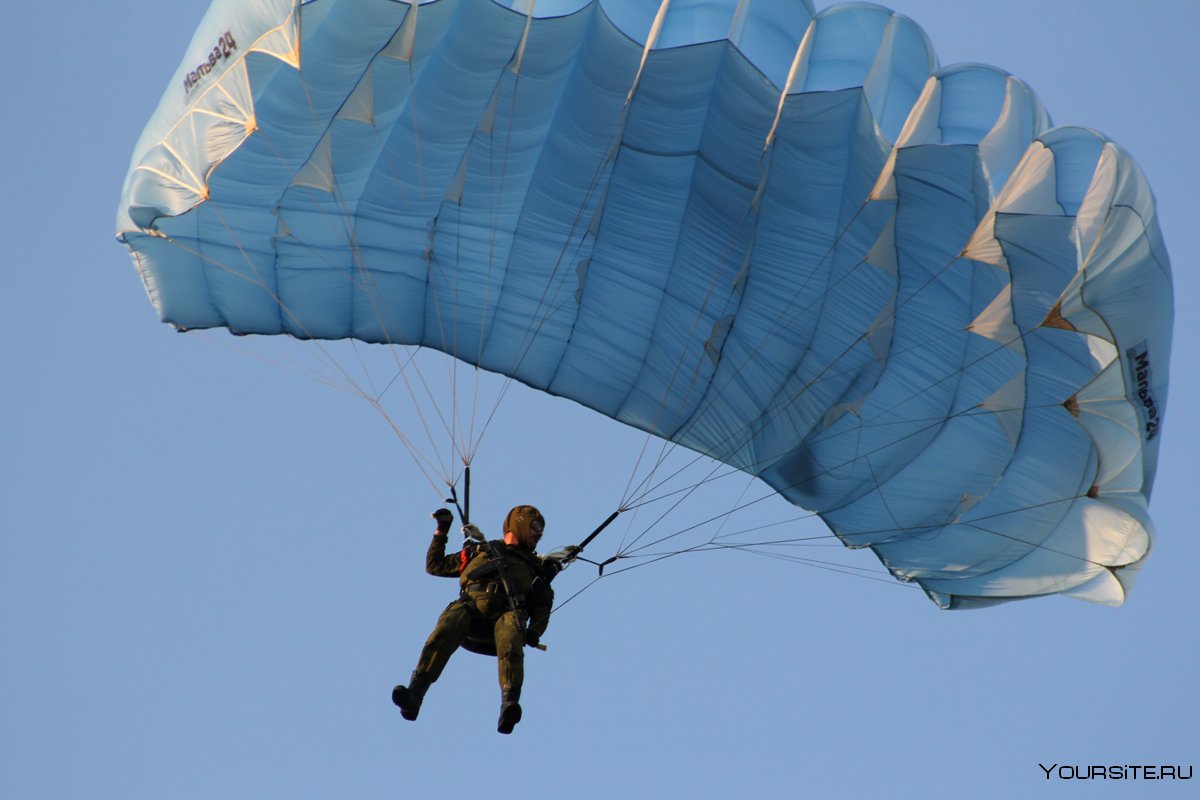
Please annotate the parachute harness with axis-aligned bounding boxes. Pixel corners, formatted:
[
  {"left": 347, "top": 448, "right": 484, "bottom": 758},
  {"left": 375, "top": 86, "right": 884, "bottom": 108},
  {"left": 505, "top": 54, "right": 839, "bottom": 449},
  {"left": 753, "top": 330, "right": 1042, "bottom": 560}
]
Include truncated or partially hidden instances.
[{"left": 447, "top": 468, "right": 550, "bottom": 650}]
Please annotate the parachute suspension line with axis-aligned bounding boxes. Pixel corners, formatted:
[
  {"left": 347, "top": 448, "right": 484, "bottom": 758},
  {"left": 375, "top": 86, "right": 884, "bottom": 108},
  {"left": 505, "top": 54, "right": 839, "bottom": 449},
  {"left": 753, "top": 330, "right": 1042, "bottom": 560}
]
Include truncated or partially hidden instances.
[
  {"left": 629, "top": 395, "right": 1060, "bottom": 500},
  {"left": 647, "top": 199, "right": 875, "bottom": 461},
  {"left": 621, "top": 68, "right": 1015, "bottom": 503},
  {"left": 614, "top": 206, "right": 878, "bottom": 515},
  {"left": 416, "top": 76, "right": 487, "bottom": 469},
  {"left": 189, "top": 328, "right": 371, "bottom": 397},
  {"left": 616, "top": 468, "right": 820, "bottom": 560},
  {"left": 710, "top": 411, "right": 1118, "bottom": 573},
  {"left": 153, "top": 222, "right": 449, "bottom": 496},
  {"left": 389, "top": 7, "right": 561, "bottom": 469},
  {"left": 295, "top": 210, "right": 463, "bottom": 484},
  {"left": 600, "top": 273, "right": 1089, "bottom": 568},
  {"left": 542, "top": 573, "right": 604, "bottom": 616},
  {"left": 624, "top": 234, "right": 981, "bottom": 516},
  {"left": 295, "top": 43, "right": 486, "bottom": 479},
  {"left": 208, "top": 49, "right": 470, "bottom": 487},
  {"left": 608, "top": 117, "right": 1117, "bottom": 566},
  {"left": 624, "top": 376, "right": 979, "bottom": 515},
  {"left": 613, "top": 466, "right": 766, "bottom": 559},
  {"left": 481, "top": 0, "right": 675, "bottom": 394},
  {"left": 619, "top": 62, "right": 808, "bottom": 501},
  {"left": 709, "top": 520, "right": 837, "bottom": 546},
  {"left": 539, "top": 176, "right": 1056, "bottom": 573},
  {"left": 322, "top": 21, "right": 449, "bottom": 474},
  {"left": 606, "top": 32, "right": 797, "bottom": 503},
  {"left": 442, "top": 13, "right": 684, "bottom": 469},
  {"left": 819, "top": 492, "right": 1114, "bottom": 570},
  {"left": 425, "top": 215, "right": 494, "bottom": 473},
  {"left": 584, "top": 103, "right": 885, "bottom": 559},
  {"left": 858, "top": 456, "right": 915, "bottom": 546},
  {"left": 400, "top": 352, "right": 471, "bottom": 479},
  {"left": 307, "top": 17, "right": 480, "bottom": 478},
  {"left": 459, "top": 17, "right": 539, "bottom": 463},
  {"left": 603, "top": 545, "right": 918, "bottom": 592},
  {"left": 594, "top": 421, "right": 1028, "bottom": 580},
  {"left": 400, "top": 0, "right": 702, "bottom": 471},
  {"left": 953, "top": 501, "right": 1117, "bottom": 570},
  {"left": 710, "top": 546, "right": 911, "bottom": 586},
  {"left": 618, "top": 174, "right": 770, "bottom": 510},
  {"left": 360, "top": 5, "right": 550, "bottom": 470},
  {"left": 480, "top": 3, "right": 536, "bottom": 361},
  {"left": 551, "top": 526, "right": 914, "bottom": 607},
  {"left": 419, "top": 218, "right": 472, "bottom": 472},
  {"left": 394, "top": 171, "right": 466, "bottom": 477},
  {"left": 616, "top": 43, "right": 795, "bottom": 510},
  {"left": 614, "top": 130, "right": 881, "bottom": 513},
  {"left": 705, "top": 281, "right": 1033, "bottom": 490},
  {"left": 777, "top": 281, "right": 1035, "bottom": 467},
  {"left": 551, "top": 522, "right": 916, "bottom": 616}
]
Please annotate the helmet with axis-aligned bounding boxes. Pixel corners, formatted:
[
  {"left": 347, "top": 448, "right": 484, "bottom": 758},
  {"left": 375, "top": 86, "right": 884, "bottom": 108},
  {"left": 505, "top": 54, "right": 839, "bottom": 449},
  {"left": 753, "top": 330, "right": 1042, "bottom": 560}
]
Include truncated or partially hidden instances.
[{"left": 503, "top": 505, "right": 545, "bottom": 548}]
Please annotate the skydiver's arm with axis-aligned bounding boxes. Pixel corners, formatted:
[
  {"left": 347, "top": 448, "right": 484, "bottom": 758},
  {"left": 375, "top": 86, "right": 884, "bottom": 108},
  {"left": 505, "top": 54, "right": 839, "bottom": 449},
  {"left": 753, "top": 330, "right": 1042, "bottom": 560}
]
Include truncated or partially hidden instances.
[
  {"left": 526, "top": 583, "right": 554, "bottom": 640},
  {"left": 425, "top": 533, "right": 463, "bottom": 577}
]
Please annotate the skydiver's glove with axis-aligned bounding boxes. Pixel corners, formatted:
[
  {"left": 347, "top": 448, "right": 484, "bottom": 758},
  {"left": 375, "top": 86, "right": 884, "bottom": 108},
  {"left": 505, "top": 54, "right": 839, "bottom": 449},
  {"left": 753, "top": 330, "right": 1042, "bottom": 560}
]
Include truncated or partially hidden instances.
[
  {"left": 462, "top": 523, "right": 487, "bottom": 543},
  {"left": 542, "top": 544, "right": 583, "bottom": 575},
  {"left": 525, "top": 630, "right": 541, "bottom": 648},
  {"left": 432, "top": 508, "right": 454, "bottom": 535},
  {"left": 542, "top": 544, "right": 581, "bottom": 575}
]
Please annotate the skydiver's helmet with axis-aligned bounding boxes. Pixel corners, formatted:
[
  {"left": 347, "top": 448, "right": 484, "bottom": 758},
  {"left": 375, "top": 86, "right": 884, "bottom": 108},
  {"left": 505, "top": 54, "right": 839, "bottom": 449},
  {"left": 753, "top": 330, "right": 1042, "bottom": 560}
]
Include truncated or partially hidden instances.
[{"left": 503, "top": 505, "right": 546, "bottom": 549}]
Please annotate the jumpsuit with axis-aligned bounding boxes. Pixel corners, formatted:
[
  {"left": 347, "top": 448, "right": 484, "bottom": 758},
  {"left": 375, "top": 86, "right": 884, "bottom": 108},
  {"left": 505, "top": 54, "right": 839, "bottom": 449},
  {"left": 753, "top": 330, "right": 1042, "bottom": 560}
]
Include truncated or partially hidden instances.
[{"left": 413, "top": 533, "right": 554, "bottom": 693}]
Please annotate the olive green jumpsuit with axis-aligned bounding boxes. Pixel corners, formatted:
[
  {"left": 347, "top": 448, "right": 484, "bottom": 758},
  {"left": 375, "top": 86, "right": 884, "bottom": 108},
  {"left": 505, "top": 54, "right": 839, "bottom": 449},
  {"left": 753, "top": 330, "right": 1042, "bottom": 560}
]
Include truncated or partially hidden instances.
[{"left": 414, "top": 532, "right": 555, "bottom": 696}]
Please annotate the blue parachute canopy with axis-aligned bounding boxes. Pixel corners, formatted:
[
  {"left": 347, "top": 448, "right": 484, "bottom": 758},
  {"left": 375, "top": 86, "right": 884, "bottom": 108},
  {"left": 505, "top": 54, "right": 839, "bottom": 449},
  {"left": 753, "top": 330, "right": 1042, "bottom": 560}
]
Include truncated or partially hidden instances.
[{"left": 118, "top": 0, "right": 1172, "bottom": 608}]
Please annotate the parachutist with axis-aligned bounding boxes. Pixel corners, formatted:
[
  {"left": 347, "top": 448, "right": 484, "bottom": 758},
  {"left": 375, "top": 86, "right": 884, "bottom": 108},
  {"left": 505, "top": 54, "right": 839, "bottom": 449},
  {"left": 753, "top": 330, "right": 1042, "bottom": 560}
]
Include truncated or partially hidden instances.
[{"left": 392, "top": 505, "right": 576, "bottom": 734}]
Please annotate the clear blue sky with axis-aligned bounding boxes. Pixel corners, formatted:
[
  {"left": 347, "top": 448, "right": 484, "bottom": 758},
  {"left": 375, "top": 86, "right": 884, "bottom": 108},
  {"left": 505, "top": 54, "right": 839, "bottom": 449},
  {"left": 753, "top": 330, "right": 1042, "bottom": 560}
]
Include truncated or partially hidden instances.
[{"left": 3, "top": 2, "right": 1195, "bottom": 798}]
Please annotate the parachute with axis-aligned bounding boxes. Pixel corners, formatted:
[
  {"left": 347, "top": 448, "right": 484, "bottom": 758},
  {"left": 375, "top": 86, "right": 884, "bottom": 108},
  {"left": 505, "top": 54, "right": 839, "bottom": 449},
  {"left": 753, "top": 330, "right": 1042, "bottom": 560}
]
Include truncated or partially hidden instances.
[{"left": 117, "top": 0, "right": 1172, "bottom": 608}]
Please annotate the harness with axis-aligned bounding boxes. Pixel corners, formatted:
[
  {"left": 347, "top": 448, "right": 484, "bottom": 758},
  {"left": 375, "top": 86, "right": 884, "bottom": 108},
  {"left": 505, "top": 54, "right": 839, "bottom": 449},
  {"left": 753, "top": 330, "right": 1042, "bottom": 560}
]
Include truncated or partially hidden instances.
[
  {"left": 458, "top": 546, "right": 529, "bottom": 614},
  {"left": 454, "top": 541, "right": 539, "bottom": 657},
  {"left": 440, "top": 471, "right": 558, "bottom": 656}
]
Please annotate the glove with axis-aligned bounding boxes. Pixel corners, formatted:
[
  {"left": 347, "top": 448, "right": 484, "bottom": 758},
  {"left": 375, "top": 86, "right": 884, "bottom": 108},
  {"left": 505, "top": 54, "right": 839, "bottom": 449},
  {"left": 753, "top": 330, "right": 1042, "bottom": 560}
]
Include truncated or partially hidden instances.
[
  {"left": 431, "top": 508, "right": 454, "bottom": 535},
  {"left": 462, "top": 523, "right": 487, "bottom": 543},
  {"left": 543, "top": 544, "right": 580, "bottom": 565},
  {"left": 525, "top": 630, "right": 540, "bottom": 648}
]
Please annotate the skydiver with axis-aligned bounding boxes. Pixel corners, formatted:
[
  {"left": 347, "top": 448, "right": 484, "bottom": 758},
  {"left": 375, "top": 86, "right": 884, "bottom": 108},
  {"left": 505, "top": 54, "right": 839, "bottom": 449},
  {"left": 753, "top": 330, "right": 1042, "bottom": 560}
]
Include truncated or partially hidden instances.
[{"left": 391, "top": 505, "right": 577, "bottom": 734}]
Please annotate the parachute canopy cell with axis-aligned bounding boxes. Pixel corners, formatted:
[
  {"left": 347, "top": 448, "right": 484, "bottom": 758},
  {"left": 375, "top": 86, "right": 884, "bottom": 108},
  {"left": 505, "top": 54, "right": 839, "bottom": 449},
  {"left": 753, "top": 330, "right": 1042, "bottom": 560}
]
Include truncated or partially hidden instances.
[{"left": 117, "top": 0, "right": 1172, "bottom": 609}]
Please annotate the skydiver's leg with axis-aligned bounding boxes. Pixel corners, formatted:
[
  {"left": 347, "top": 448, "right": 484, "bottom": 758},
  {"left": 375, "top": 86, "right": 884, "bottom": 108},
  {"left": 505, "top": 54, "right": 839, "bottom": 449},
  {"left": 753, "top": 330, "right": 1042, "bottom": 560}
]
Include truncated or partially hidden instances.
[
  {"left": 393, "top": 602, "right": 472, "bottom": 720},
  {"left": 416, "top": 601, "right": 472, "bottom": 679},
  {"left": 493, "top": 611, "right": 524, "bottom": 734}
]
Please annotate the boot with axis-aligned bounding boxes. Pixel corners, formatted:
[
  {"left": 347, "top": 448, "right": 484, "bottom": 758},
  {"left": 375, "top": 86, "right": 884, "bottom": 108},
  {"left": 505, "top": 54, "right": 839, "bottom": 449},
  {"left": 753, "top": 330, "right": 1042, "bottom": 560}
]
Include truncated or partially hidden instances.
[
  {"left": 391, "top": 671, "right": 432, "bottom": 721},
  {"left": 497, "top": 687, "right": 522, "bottom": 734}
]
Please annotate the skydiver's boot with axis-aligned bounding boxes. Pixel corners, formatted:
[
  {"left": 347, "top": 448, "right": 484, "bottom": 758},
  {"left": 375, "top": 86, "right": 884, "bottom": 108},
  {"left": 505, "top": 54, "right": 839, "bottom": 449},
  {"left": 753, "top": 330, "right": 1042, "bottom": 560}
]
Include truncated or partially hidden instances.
[
  {"left": 391, "top": 671, "right": 432, "bottom": 721},
  {"left": 497, "top": 687, "right": 522, "bottom": 734}
]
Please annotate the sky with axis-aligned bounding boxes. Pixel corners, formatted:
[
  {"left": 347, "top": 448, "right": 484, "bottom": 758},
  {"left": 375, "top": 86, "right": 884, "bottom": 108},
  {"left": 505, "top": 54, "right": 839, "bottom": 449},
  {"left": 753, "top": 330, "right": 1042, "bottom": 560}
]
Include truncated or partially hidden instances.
[{"left": 2, "top": 1, "right": 1196, "bottom": 798}]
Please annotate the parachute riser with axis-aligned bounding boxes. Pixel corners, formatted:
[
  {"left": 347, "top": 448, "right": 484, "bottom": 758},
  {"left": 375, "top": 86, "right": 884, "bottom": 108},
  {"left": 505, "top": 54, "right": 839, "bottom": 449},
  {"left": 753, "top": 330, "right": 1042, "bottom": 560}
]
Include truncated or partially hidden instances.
[
  {"left": 444, "top": 465, "right": 471, "bottom": 527},
  {"left": 559, "top": 509, "right": 622, "bottom": 575}
]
